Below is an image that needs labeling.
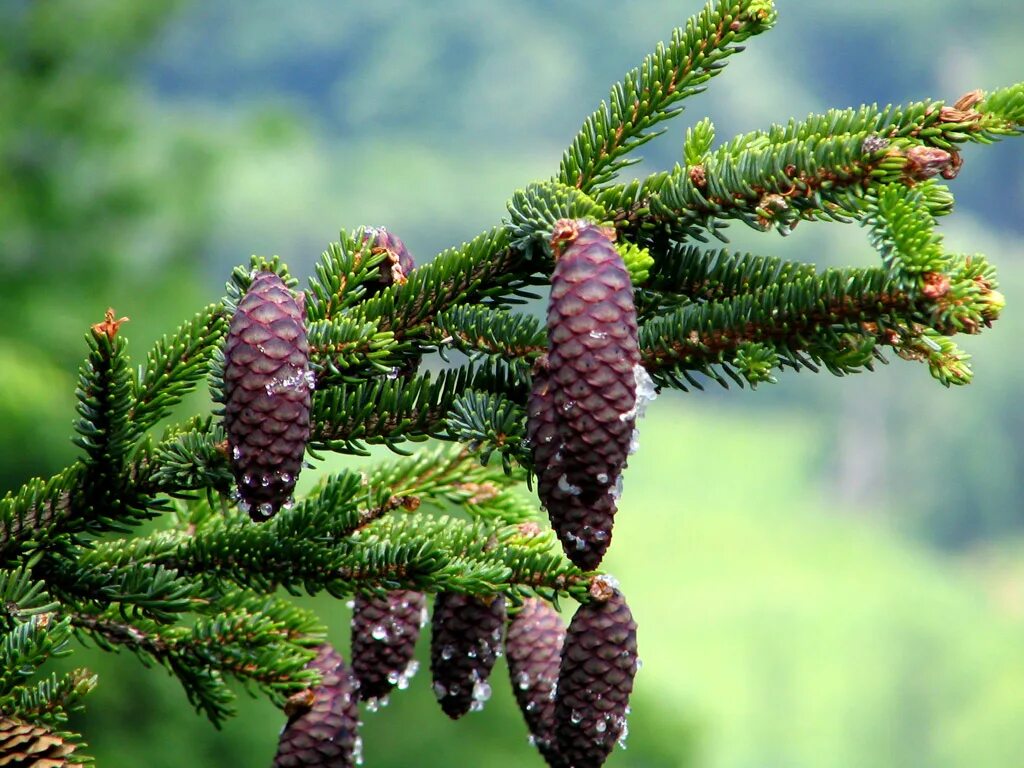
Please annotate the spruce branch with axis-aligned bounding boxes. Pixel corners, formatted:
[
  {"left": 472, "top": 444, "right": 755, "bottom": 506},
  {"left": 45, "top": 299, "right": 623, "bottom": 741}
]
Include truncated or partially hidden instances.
[
  {"left": 70, "top": 604, "right": 321, "bottom": 726},
  {"left": 143, "top": 448, "right": 581, "bottom": 603},
  {"left": 362, "top": 444, "right": 523, "bottom": 504},
  {"left": 445, "top": 391, "right": 529, "bottom": 472},
  {"left": 977, "top": 82, "right": 1024, "bottom": 134},
  {"left": 355, "top": 227, "right": 539, "bottom": 336},
  {"left": 309, "top": 362, "right": 529, "bottom": 455},
  {"left": 150, "top": 418, "right": 233, "bottom": 495},
  {"left": 638, "top": 266, "right": 917, "bottom": 388},
  {"left": 63, "top": 312, "right": 167, "bottom": 540},
  {"left": 1, "top": 614, "right": 73, "bottom": 696},
  {"left": 0, "top": 468, "right": 79, "bottom": 560},
  {"left": 431, "top": 306, "right": 546, "bottom": 364},
  {"left": 306, "top": 230, "right": 388, "bottom": 322},
  {"left": 559, "top": 0, "right": 777, "bottom": 190},
  {"left": 5, "top": 668, "right": 97, "bottom": 725},
  {"left": 721, "top": 83, "right": 1024, "bottom": 154},
  {"left": 506, "top": 180, "right": 609, "bottom": 253},
  {"left": 863, "top": 183, "right": 950, "bottom": 282},
  {"left": 352, "top": 514, "right": 588, "bottom": 598},
  {"left": 612, "top": 133, "right": 953, "bottom": 243},
  {"left": 639, "top": 244, "right": 819, "bottom": 314},
  {"left": 74, "top": 312, "right": 134, "bottom": 469},
  {"left": 638, "top": 252, "right": 999, "bottom": 391},
  {"left": 307, "top": 317, "right": 405, "bottom": 385},
  {"left": 0, "top": 567, "right": 59, "bottom": 630},
  {"left": 40, "top": 554, "right": 198, "bottom": 623},
  {"left": 128, "top": 303, "right": 228, "bottom": 439}
]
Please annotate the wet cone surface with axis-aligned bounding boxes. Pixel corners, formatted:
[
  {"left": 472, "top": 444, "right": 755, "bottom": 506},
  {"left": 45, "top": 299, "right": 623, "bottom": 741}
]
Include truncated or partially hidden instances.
[
  {"left": 350, "top": 590, "right": 426, "bottom": 702},
  {"left": 505, "top": 598, "right": 568, "bottom": 767},
  {"left": 274, "top": 644, "right": 360, "bottom": 768},
  {"left": 223, "top": 271, "right": 312, "bottom": 521},
  {"left": 555, "top": 584, "right": 638, "bottom": 768},
  {"left": 531, "top": 220, "right": 641, "bottom": 569},
  {"left": 429, "top": 592, "right": 506, "bottom": 719}
]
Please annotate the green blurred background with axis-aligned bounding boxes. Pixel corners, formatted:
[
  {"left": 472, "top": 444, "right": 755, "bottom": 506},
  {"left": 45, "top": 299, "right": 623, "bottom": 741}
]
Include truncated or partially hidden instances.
[{"left": 3, "top": 1, "right": 1024, "bottom": 765}]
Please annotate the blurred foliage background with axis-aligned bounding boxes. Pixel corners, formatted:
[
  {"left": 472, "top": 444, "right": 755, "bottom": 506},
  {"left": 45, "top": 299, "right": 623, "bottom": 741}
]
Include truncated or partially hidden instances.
[{"left": 2, "top": 1, "right": 1024, "bottom": 766}]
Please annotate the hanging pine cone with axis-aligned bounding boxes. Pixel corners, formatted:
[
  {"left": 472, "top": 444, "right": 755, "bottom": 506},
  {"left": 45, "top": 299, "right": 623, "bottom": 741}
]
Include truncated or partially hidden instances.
[
  {"left": 530, "top": 219, "right": 641, "bottom": 569},
  {"left": 505, "top": 598, "right": 567, "bottom": 768},
  {"left": 555, "top": 579, "right": 639, "bottom": 768},
  {"left": 223, "top": 270, "right": 313, "bottom": 522},
  {"left": 361, "top": 226, "right": 415, "bottom": 294},
  {"left": 350, "top": 590, "right": 427, "bottom": 703},
  {"left": 274, "top": 644, "right": 361, "bottom": 768},
  {"left": 429, "top": 592, "right": 506, "bottom": 719},
  {"left": 0, "top": 717, "right": 79, "bottom": 766}
]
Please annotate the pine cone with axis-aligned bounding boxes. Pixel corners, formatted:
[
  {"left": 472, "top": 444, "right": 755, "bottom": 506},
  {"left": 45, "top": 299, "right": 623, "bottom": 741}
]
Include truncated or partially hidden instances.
[
  {"left": 531, "top": 220, "right": 641, "bottom": 569},
  {"left": 350, "top": 590, "right": 427, "bottom": 702},
  {"left": 555, "top": 582, "right": 639, "bottom": 768},
  {"left": 429, "top": 592, "right": 506, "bottom": 719},
  {"left": 223, "top": 271, "right": 313, "bottom": 522},
  {"left": 361, "top": 226, "right": 415, "bottom": 294},
  {"left": 0, "top": 717, "right": 79, "bottom": 766},
  {"left": 505, "top": 598, "right": 567, "bottom": 768},
  {"left": 274, "top": 644, "right": 361, "bottom": 768}
]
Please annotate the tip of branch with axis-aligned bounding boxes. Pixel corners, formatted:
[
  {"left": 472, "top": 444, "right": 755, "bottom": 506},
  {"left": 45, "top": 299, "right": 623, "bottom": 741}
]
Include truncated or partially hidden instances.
[
  {"left": 91, "top": 308, "right": 129, "bottom": 340},
  {"left": 589, "top": 574, "right": 620, "bottom": 602}
]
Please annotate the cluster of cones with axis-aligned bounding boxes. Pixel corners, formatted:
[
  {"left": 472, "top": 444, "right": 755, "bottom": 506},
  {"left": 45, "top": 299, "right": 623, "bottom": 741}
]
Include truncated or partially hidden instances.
[
  {"left": 274, "top": 579, "right": 636, "bottom": 768},
  {"left": 223, "top": 222, "right": 644, "bottom": 766}
]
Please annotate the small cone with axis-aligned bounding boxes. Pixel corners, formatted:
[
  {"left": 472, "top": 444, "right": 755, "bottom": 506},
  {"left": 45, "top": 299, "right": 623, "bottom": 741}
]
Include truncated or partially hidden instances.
[
  {"left": 350, "top": 590, "right": 426, "bottom": 702},
  {"left": 360, "top": 227, "right": 421, "bottom": 376},
  {"left": 274, "top": 644, "right": 360, "bottom": 768},
  {"left": 224, "top": 271, "right": 313, "bottom": 521},
  {"left": 361, "top": 227, "right": 415, "bottom": 294},
  {"left": 555, "top": 582, "right": 638, "bottom": 768},
  {"left": 429, "top": 592, "right": 506, "bottom": 719},
  {"left": 505, "top": 598, "right": 568, "bottom": 767}
]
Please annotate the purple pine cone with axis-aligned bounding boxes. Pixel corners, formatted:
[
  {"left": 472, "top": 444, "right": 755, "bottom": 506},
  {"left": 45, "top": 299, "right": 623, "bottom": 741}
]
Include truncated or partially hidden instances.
[
  {"left": 506, "top": 598, "right": 568, "bottom": 768},
  {"left": 429, "top": 592, "right": 506, "bottom": 719},
  {"left": 362, "top": 227, "right": 415, "bottom": 294},
  {"left": 223, "top": 271, "right": 313, "bottom": 521},
  {"left": 350, "top": 590, "right": 427, "bottom": 702},
  {"left": 530, "top": 220, "right": 642, "bottom": 569},
  {"left": 274, "top": 644, "right": 361, "bottom": 768},
  {"left": 555, "top": 582, "right": 638, "bottom": 768}
]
